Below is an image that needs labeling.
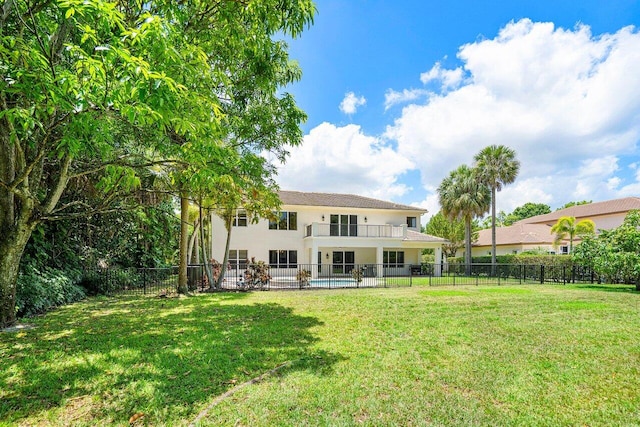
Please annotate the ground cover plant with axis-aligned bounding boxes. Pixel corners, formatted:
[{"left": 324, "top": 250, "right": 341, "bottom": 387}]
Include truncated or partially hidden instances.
[{"left": 2, "top": 284, "right": 639, "bottom": 425}]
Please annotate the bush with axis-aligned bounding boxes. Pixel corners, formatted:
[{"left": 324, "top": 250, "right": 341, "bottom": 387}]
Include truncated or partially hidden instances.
[{"left": 16, "top": 266, "right": 86, "bottom": 318}]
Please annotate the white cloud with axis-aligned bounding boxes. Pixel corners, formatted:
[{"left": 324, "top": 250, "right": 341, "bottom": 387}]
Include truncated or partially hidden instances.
[
  {"left": 385, "top": 19, "right": 640, "bottom": 211},
  {"left": 339, "top": 92, "right": 367, "bottom": 115},
  {"left": 275, "top": 122, "right": 414, "bottom": 200},
  {"left": 384, "top": 88, "right": 431, "bottom": 110},
  {"left": 419, "top": 62, "right": 465, "bottom": 90}
]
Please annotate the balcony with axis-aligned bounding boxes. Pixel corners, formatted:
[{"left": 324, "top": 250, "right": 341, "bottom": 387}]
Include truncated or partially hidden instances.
[{"left": 304, "top": 223, "right": 407, "bottom": 238}]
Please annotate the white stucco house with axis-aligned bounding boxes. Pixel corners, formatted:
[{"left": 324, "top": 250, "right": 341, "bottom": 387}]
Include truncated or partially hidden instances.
[{"left": 209, "top": 190, "right": 447, "bottom": 278}]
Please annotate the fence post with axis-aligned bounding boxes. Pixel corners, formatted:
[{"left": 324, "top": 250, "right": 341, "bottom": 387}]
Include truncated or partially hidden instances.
[
  {"left": 540, "top": 265, "right": 544, "bottom": 284},
  {"left": 520, "top": 264, "right": 523, "bottom": 285},
  {"left": 562, "top": 266, "right": 566, "bottom": 285},
  {"left": 143, "top": 268, "right": 147, "bottom": 295}
]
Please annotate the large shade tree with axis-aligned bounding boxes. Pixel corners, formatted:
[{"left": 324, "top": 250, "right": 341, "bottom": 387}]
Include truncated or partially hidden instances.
[
  {"left": 437, "top": 165, "right": 490, "bottom": 274},
  {"left": 0, "top": 0, "right": 314, "bottom": 327},
  {"left": 474, "top": 145, "right": 520, "bottom": 270}
]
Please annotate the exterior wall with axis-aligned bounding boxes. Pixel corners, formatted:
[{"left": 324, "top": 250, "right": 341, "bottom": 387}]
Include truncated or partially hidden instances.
[
  {"left": 535, "top": 212, "right": 627, "bottom": 231},
  {"left": 469, "top": 244, "right": 555, "bottom": 257},
  {"left": 210, "top": 204, "right": 427, "bottom": 265}
]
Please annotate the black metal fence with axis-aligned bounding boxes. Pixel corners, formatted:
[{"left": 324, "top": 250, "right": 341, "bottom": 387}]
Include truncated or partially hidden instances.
[{"left": 81, "top": 263, "right": 599, "bottom": 297}]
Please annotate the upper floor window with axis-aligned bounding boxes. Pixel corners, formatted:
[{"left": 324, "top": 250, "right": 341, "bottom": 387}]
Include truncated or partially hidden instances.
[
  {"left": 407, "top": 216, "right": 417, "bottom": 228},
  {"left": 269, "top": 211, "right": 297, "bottom": 230},
  {"left": 330, "top": 214, "right": 357, "bottom": 236},
  {"left": 233, "top": 210, "right": 247, "bottom": 227}
]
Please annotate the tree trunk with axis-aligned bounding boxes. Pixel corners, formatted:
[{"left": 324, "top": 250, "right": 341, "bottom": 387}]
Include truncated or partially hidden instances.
[
  {"left": 0, "top": 220, "right": 35, "bottom": 328},
  {"left": 491, "top": 186, "right": 497, "bottom": 275},
  {"left": 215, "top": 215, "right": 233, "bottom": 289},
  {"left": 177, "top": 191, "right": 189, "bottom": 294},
  {"left": 464, "top": 217, "right": 472, "bottom": 276},
  {"left": 199, "top": 199, "right": 214, "bottom": 287}
]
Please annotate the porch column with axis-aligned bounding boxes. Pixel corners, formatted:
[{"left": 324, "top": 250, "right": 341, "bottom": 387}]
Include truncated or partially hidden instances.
[
  {"left": 375, "top": 245, "right": 384, "bottom": 278},
  {"left": 434, "top": 247, "right": 443, "bottom": 277},
  {"left": 310, "top": 241, "right": 319, "bottom": 279}
]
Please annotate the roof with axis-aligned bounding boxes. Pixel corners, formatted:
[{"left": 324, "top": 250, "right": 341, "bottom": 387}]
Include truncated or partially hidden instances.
[
  {"left": 518, "top": 197, "right": 640, "bottom": 225},
  {"left": 278, "top": 190, "right": 426, "bottom": 212},
  {"left": 474, "top": 223, "right": 554, "bottom": 247},
  {"left": 404, "top": 230, "right": 448, "bottom": 243}
]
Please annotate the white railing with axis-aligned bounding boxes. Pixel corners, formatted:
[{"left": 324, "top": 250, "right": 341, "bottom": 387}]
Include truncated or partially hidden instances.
[{"left": 304, "top": 223, "right": 406, "bottom": 238}]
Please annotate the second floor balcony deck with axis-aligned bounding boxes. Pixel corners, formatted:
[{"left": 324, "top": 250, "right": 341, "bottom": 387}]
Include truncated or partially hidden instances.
[{"left": 305, "top": 222, "right": 407, "bottom": 239}]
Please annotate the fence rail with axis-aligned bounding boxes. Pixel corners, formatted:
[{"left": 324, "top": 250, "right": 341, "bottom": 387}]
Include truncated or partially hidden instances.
[{"left": 81, "top": 263, "right": 600, "bottom": 297}]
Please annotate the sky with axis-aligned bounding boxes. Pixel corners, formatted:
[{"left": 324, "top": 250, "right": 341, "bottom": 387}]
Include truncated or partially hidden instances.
[{"left": 273, "top": 0, "right": 640, "bottom": 221}]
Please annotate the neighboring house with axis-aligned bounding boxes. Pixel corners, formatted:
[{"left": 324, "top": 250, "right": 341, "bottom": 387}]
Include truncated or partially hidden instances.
[
  {"left": 209, "top": 190, "right": 447, "bottom": 278},
  {"left": 471, "top": 196, "right": 640, "bottom": 256}
]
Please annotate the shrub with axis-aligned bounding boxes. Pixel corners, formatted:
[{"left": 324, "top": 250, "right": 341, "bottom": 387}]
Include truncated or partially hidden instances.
[{"left": 16, "top": 266, "right": 86, "bottom": 318}]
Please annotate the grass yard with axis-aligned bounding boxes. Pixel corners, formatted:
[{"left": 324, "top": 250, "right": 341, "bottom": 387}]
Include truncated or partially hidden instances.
[{"left": 2, "top": 284, "right": 640, "bottom": 426}]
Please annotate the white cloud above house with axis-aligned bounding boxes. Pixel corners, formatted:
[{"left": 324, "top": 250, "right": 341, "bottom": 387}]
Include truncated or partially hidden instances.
[
  {"left": 386, "top": 19, "right": 640, "bottom": 212},
  {"left": 384, "top": 88, "right": 431, "bottom": 110},
  {"left": 279, "top": 19, "right": 640, "bottom": 218},
  {"left": 339, "top": 92, "right": 366, "bottom": 114},
  {"left": 274, "top": 122, "right": 414, "bottom": 200}
]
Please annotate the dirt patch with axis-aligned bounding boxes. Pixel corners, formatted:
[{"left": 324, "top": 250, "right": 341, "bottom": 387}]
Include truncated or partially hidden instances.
[{"left": 1, "top": 323, "right": 36, "bottom": 333}]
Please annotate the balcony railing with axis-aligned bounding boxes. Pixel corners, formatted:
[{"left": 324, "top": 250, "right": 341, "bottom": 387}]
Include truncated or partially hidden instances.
[{"left": 304, "top": 222, "right": 406, "bottom": 238}]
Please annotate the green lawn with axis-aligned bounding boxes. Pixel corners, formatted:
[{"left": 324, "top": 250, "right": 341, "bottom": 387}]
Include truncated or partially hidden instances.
[{"left": 2, "top": 284, "right": 640, "bottom": 426}]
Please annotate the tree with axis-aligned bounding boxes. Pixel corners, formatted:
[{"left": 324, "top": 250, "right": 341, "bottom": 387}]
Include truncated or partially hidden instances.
[
  {"left": 557, "top": 200, "right": 592, "bottom": 210},
  {"left": 0, "top": 0, "right": 315, "bottom": 327},
  {"left": 550, "top": 216, "right": 596, "bottom": 253},
  {"left": 474, "top": 145, "right": 520, "bottom": 270},
  {"left": 425, "top": 211, "right": 466, "bottom": 259},
  {"left": 572, "top": 210, "right": 640, "bottom": 290},
  {"left": 437, "top": 165, "right": 490, "bottom": 274},
  {"left": 505, "top": 202, "right": 551, "bottom": 225}
]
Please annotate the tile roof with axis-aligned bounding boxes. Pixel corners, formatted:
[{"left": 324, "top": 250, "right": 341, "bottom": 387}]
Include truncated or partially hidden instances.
[
  {"left": 518, "top": 197, "right": 640, "bottom": 225},
  {"left": 474, "top": 223, "right": 554, "bottom": 247},
  {"left": 278, "top": 190, "right": 426, "bottom": 212},
  {"left": 404, "top": 230, "right": 448, "bottom": 243}
]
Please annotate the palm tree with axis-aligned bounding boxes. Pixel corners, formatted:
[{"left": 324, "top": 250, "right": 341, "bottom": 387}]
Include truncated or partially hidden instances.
[
  {"left": 438, "top": 165, "right": 491, "bottom": 275},
  {"left": 474, "top": 145, "right": 520, "bottom": 271},
  {"left": 550, "top": 216, "right": 596, "bottom": 253}
]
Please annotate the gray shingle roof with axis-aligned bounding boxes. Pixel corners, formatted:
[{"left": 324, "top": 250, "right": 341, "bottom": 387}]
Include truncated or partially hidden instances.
[
  {"left": 278, "top": 190, "right": 426, "bottom": 212},
  {"left": 518, "top": 197, "right": 640, "bottom": 225}
]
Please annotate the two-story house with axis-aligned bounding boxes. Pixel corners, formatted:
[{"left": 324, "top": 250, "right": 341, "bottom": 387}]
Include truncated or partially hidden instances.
[{"left": 209, "top": 191, "right": 446, "bottom": 278}]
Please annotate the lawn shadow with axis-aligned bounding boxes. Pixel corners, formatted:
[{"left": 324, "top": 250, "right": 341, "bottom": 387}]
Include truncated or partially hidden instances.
[
  {"left": 0, "top": 293, "right": 344, "bottom": 424},
  {"left": 572, "top": 284, "right": 639, "bottom": 293}
]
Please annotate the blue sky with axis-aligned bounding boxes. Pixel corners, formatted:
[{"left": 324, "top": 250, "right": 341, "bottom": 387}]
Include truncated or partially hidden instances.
[{"left": 274, "top": 0, "right": 640, "bottom": 220}]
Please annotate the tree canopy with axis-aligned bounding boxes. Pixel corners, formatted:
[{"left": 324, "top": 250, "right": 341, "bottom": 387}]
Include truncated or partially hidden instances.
[
  {"left": 437, "top": 164, "right": 490, "bottom": 271},
  {"left": 0, "top": 0, "right": 315, "bottom": 327},
  {"left": 572, "top": 210, "right": 640, "bottom": 290}
]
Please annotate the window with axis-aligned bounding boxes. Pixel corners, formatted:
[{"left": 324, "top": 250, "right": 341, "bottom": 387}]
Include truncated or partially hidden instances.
[
  {"left": 269, "top": 211, "right": 297, "bottom": 230},
  {"left": 332, "top": 251, "right": 355, "bottom": 274},
  {"left": 407, "top": 216, "right": 417, "bottom": 228},
  {"left": 228, "top": 250, "right": 248, "bottom": 269},
  {"left": 269, "top": 250, "right": 297, "bottom": 268},
  {"left": 383, "top": 250, "right": 405, "bottom": 268},
  {"left": 330, "top": 214, "right": 358, "bottom": 236},
  {"left": 233, "top": 210, "right": 247, "bottom": 227},
  {"left": 560, "top": 246, "right": 569, "bottom": 255}
]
